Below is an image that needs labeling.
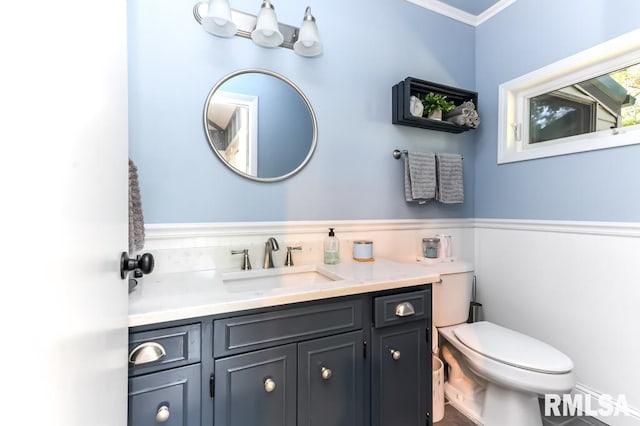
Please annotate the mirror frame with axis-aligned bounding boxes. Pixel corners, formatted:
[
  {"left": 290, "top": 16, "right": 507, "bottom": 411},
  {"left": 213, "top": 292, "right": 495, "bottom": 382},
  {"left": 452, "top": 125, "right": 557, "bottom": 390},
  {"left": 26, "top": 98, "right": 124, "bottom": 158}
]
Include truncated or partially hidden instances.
[{"left": 203, "top": 68, "right": 318, "bottom": 182}]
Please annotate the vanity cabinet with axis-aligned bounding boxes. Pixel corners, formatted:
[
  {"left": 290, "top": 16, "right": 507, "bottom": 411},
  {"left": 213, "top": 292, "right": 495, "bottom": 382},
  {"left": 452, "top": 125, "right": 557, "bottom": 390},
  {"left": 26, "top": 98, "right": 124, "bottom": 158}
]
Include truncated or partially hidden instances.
[
  {"left": 392, "top": 77, "right": 478, "bottom": 133},
  {"left": 128, "top": 285, "right": 432, "bottom": 426}
]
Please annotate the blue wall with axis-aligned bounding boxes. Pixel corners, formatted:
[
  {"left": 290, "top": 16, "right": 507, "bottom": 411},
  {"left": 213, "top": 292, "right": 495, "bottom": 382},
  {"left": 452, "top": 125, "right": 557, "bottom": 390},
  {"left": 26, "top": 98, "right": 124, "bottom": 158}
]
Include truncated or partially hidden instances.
[
  {"left": 128, "top": 0, "right": 476, "bottom": 223},
  {"left": 474, "top": 0, "right": 640, "bottom": 221}
]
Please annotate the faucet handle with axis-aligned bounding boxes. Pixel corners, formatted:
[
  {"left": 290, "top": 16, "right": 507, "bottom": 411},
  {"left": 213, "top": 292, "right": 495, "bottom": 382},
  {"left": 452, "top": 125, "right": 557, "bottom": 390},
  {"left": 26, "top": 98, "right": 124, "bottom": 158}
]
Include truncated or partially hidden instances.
[
  {"left": 231, "top": 249, "right": 252, "bottom": 270},
  {"left": 284, "top": 246, "right": 302, "bottom": 267}
]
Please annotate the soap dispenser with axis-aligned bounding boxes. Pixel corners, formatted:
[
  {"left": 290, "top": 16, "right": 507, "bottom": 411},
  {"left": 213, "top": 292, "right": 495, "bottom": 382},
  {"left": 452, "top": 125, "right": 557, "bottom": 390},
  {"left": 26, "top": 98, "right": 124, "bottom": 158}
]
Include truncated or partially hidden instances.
[{"left": 324, "top": 228, "right": 340, "bottom": 264}]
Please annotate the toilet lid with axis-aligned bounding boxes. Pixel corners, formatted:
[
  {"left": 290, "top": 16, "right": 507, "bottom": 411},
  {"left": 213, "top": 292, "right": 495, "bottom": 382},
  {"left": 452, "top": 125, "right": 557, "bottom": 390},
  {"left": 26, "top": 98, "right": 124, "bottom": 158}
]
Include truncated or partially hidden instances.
[{"left": 453, "top": 322, "right": 573, "bottom": 374}]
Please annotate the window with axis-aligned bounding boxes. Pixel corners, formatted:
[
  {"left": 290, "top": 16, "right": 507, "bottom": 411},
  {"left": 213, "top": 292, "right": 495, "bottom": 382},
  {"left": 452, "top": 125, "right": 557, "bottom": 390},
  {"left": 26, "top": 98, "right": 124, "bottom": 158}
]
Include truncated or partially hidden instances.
[{"left": 498, "top": 29, "right": 640, "bottom": 163}]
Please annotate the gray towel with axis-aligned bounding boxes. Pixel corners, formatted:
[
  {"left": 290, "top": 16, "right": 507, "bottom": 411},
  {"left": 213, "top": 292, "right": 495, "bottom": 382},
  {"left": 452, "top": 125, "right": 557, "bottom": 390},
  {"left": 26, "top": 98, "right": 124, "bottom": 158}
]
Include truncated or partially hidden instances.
[
  {"left": 129, "top": 159, "right": 145, "bottom": 253},
  {"left": 436, "top": 153, "right": 464, "bottom": 204},
  {"left": 404, "top": 151, "right": 436, "bottom": 204},
  {"left": 445, "top": 101, "right": 476, "bottom": 118},
  {"left": 444, "top": 101, "right": 480, "bottom": 128}
]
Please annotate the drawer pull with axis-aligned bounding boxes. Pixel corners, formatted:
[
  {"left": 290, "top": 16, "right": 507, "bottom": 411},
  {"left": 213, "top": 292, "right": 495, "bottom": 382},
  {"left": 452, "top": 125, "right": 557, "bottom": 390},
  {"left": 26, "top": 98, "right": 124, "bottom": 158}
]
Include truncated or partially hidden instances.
[
  {"left": 390, "top": 349, "right": 401, "bottom": 361},
  {"left": 155, "top": 405, "right": 170, "bottom": 423},
  {"left": 321, "top": 367, "right": 332, "bottom": 380},
  {"left": 128, "top": 342, "right": 167, "bottom": 365},
  {"left": 264, "top": 377, "right": 277, "bottom": 393},
  {"left": 395, "top": 302, "right": 415, "bottom": 317}
]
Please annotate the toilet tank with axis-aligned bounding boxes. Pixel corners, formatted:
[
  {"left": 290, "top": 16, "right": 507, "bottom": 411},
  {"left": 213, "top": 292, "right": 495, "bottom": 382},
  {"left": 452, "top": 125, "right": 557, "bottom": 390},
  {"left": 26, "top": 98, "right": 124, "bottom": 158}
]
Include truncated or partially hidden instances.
[{"left": 429, "top": 261, "right": 474, "bottom": 327}]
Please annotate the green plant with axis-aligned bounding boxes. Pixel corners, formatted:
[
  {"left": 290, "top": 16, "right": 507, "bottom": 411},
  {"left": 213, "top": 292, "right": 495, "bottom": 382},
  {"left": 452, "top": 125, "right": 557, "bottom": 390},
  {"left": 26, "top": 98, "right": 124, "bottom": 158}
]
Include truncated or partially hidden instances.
[{"left": 421, "top": 92, "right": 455, "bottom": 116}]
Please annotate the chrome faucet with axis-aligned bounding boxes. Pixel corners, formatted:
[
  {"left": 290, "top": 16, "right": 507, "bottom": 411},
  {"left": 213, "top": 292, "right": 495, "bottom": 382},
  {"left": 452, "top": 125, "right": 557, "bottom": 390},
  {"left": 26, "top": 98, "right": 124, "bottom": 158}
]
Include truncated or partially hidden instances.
[
  {"left": 263, "top": 237, "right": 280, "bottom": 268},
  {"left": 284, "top": 246, "right": 302, "bottom": 267}
]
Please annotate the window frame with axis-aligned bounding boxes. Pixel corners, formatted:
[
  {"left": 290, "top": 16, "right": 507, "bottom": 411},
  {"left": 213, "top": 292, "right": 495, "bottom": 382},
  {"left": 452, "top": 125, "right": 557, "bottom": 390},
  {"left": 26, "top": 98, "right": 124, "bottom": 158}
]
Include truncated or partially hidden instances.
[{"left": 497, "top": 29, "right": 640, "bottom": 164}]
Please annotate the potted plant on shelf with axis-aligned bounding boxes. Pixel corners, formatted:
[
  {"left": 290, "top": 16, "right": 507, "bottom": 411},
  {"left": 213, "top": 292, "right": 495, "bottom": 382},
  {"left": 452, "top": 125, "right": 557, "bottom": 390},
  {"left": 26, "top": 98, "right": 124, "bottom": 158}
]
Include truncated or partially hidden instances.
[{"left": 421, "top": 92, "right": 455, "bottom": 121}]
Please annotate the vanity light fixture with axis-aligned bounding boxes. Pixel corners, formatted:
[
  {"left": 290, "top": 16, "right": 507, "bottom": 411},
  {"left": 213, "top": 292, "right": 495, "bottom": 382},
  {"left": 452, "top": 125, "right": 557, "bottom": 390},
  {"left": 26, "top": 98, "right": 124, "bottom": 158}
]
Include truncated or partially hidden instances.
[{"left": 193, "top": 0, "right": 323, "bottom": 57}]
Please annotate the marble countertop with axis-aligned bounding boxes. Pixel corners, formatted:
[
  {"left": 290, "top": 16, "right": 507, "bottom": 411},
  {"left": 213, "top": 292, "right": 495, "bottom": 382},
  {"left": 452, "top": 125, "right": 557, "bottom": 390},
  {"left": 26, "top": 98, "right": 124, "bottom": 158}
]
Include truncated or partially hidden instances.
[{"left": 128, "top": 258, "right": 440, "bottom": 327}]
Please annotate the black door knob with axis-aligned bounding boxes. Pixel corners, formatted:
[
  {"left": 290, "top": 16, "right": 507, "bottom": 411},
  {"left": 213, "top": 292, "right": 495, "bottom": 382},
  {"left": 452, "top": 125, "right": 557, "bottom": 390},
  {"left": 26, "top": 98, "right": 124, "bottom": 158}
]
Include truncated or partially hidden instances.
[{"left": 120, "top": 252, "right": 155, "bottom": 279}]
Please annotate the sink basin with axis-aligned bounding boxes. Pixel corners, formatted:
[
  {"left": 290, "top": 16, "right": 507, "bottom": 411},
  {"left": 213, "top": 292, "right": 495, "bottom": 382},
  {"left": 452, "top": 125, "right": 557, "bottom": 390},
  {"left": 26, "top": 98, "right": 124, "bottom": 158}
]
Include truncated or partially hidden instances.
[{"left": 221, "top": 265, "right": 340, "bottom": 293}]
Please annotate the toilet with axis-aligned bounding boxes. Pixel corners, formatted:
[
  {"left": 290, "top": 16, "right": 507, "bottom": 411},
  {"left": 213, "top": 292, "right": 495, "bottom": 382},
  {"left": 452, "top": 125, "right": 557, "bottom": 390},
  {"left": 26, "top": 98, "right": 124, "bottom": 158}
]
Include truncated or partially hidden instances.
[{"left": 429, "top": 261, "right": 575, "bottom": 426}]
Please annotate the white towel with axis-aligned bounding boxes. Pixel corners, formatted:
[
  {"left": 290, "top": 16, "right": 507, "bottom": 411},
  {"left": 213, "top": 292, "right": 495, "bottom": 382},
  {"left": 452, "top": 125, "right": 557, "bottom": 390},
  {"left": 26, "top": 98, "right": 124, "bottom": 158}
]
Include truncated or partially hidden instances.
[
  {"left": 404, "top": 151, "right": 436, "bottom": 203},
  {"left": 436, "top": 153, "right": 464, "bottom": 204},
  {"left": 129, "top": 159, "right": 145, "bottom": 253}
]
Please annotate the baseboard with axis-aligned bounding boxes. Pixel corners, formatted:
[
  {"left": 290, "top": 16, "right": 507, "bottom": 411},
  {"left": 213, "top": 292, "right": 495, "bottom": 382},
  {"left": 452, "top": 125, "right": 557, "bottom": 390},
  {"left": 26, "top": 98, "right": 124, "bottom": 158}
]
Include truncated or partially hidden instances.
[{"left": 573, "top": 383, "right": 640, "bottom": 426}]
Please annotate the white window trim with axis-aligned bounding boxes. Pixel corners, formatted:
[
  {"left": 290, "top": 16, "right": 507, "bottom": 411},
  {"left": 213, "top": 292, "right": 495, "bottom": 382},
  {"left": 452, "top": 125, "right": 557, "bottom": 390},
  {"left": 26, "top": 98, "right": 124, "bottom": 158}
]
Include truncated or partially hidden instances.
[{"left": 498, "top": 29, "right": 640, "bottom": 164}]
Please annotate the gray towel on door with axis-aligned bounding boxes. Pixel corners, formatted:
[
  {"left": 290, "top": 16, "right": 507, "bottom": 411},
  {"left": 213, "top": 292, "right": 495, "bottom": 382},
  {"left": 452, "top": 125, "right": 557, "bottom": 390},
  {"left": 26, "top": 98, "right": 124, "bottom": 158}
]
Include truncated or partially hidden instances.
[
  {"left": 129, "top": 159, "right": 145, "bottom": 253},
  {"left": 404, "top": 151, "right": 436, "bottom": 204},
  {"left": 436, "top": 153, "right": 464, "bottom": 204}
]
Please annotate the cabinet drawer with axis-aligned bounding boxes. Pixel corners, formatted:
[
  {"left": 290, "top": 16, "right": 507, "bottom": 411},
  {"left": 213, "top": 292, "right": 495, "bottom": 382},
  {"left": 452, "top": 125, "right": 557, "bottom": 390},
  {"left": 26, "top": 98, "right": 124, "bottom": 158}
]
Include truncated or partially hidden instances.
[
  {"left": 128, "top": 364, "right": 201, "bottom": 426},
  {"left": 374, "top": 288, "right": 431, "bottom": 328},
  {"left": 214, "top": 300, "right": 362, "bottom": 357},
  {"left": 129, "top": 324, "right": 201, "bottom": 377}
]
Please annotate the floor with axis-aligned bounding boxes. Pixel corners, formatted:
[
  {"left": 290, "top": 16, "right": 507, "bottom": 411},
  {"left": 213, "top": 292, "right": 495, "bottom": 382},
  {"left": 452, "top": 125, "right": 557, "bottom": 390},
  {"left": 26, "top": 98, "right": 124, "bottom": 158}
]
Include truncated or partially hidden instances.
[{"left": 435, "top": 400, "right": 609, "bottom": 426}]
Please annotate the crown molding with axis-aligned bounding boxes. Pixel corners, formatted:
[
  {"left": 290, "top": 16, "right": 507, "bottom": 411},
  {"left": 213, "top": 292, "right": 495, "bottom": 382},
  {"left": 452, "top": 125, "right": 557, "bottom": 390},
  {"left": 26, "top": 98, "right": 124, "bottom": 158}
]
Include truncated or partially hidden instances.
[{"left": 406, "top": 0, "right": 517, "bottom": 27}]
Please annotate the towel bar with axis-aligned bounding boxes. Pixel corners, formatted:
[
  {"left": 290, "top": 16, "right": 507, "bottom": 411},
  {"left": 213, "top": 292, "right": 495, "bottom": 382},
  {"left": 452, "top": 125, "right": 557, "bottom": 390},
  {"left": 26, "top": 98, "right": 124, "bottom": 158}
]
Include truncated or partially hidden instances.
[{"left": 393, "top": 149, "right": 463, "bottom": 160}]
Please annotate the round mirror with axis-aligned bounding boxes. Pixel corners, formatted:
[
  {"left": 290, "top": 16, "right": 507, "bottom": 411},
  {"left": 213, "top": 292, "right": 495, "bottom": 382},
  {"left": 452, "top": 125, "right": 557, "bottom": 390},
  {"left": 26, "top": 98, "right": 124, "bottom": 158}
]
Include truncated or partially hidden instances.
[{"left": 204, "top": 69, "right": 318, "bottom": 182}]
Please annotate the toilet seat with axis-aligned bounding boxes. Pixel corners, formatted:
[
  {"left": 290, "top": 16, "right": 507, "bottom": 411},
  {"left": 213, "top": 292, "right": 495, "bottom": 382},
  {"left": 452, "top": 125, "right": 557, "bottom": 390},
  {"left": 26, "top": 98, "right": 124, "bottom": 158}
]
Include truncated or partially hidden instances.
[
  {"left": 438, "top": 323, "right": 575, "bottom": 395},
  {"left": 453, "top": 321, "right": 573, "bottom": 374}
]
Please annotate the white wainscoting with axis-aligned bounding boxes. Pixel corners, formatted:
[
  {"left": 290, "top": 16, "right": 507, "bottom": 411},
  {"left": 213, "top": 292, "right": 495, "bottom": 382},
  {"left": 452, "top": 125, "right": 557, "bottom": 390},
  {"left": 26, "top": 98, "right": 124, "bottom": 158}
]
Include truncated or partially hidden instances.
[
  {"left": 475, "top": 219, "right": 640, "bottom": 425},
  {"left": 144, "top": 219, "right": 475, "bottom": 274},
  {"left": 141, "top": 217, "right": 639, "bottom": 424}
]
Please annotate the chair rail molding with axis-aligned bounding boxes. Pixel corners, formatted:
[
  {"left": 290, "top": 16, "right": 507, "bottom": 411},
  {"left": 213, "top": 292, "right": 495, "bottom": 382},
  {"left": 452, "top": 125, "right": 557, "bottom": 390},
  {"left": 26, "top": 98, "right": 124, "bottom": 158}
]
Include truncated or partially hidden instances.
[{"left": 474, "top": 218, "right": 640, "bottom": 238}]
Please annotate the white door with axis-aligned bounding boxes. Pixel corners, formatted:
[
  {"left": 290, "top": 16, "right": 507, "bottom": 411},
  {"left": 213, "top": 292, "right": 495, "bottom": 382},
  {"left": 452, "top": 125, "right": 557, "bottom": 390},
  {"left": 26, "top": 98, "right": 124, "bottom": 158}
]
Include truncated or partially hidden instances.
[{"left": 0, "top": 0, "right": 129, "bottom": 425}]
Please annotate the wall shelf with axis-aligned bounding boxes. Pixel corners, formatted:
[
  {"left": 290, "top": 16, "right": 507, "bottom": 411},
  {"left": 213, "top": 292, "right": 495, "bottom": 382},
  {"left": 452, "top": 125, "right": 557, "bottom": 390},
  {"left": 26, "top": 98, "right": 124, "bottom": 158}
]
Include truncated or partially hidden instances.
[{"left": 392, "top": 77, "right": 478, "bottom": 133}]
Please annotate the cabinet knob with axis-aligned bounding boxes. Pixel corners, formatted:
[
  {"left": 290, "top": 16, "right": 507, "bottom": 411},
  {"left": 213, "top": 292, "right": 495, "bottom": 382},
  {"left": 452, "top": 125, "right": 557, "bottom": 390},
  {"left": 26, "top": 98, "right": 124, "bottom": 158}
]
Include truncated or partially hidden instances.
[
  {"left": 128, "top": 342, "right": 166, "bottom": 365},
  {"left": 390, "top": 349, "right": 401, "bottom": 361},
  {"left": 321, "top": 367, "right": 332, "bottom": 380},
  {"left": 395, "top": 302, "right": 415, "bottom": 317},
  {"left": 264, "top": 377, "right": 277, "bottom": 393},
  {"left": 155, "top": 405, "right": 170, "bottom": 423}
]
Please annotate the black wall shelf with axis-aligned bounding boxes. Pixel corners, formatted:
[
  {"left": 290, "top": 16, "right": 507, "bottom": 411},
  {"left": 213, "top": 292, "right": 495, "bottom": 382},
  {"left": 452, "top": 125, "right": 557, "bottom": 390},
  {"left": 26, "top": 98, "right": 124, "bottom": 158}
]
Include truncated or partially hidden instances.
[{"left": 392, "top": 77, "right": 478, "bottom": 133}]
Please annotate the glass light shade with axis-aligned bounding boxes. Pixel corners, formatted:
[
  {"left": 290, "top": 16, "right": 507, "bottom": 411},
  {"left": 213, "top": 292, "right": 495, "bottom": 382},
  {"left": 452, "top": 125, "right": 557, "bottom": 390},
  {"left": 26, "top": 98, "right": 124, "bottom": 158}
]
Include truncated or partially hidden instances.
[
  {"left": 293, "top": 8, "right": 322, "bottom": 57},
  {"left": 251, "top": 1, "right": 284, "bottom": 47},
  {"left": 202, "top": 0, "right": 237, "bottom": 37}
]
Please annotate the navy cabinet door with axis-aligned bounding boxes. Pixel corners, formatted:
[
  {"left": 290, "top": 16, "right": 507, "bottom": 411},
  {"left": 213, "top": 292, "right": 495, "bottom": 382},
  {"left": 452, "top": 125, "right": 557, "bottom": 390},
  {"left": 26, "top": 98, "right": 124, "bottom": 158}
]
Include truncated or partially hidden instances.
[
  {"left": 214, "top": 344, "right": 297, "bottom": 426},
  {"left": 298, "top": 330, "right": 364, "bottom": 426},
  {"left": 128, "top": 364, "right": 201, "bottom": 426},
  {"left": 371, "top": 323, "right": 429, "bottom": 426}
]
